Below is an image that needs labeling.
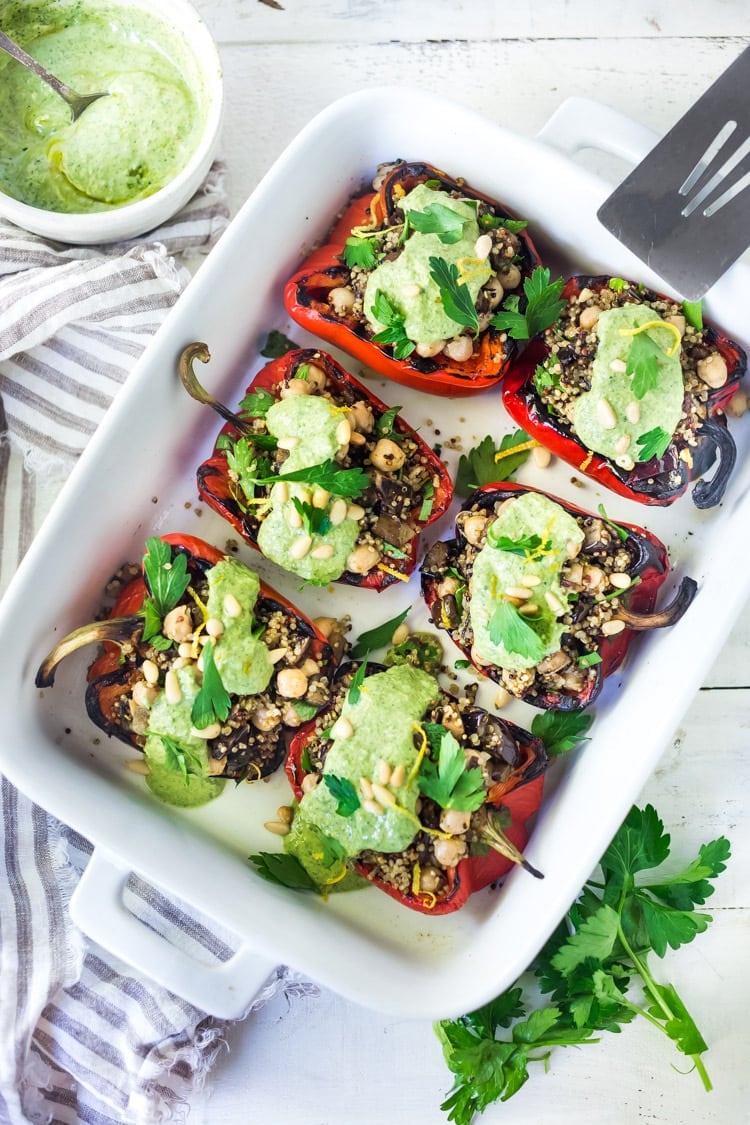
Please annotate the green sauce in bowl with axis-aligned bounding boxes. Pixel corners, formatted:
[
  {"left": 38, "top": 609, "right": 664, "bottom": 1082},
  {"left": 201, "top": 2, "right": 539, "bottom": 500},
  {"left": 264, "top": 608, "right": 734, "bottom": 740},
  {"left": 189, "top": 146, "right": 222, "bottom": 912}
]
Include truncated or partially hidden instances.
[{"left": 0, "top": 0, "right": 208, "bottom": 213}]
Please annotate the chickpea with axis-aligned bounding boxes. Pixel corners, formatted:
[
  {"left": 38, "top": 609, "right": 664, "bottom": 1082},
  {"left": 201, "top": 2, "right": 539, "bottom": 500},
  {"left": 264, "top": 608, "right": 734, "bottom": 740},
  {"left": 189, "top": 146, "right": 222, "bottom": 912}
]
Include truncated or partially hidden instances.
[
  {"left": 276, "top": 667, "right": 309, "bottom": 699},
  {"left": 131, "top": 681, "right": 158, "bottom": 709},
  {"left": 162, "top": 605, "right": 193, "bottom": 643},
  {"left": 460, "top": 512, "right": 488, "bottom": 547},
  {"left": 280, "top": 378, "right": 312, "bottom": 398},
  {"left": 433, "top": 836, "right": 468, "bottom": 868},
  {"left": 436, "top": 575, "right": 459, "bottom": 598},
  {"left": 439, "top": 808, "right": 472, "bottom": 835},
  {"left": 480, "top": 275, "right": 504, "bottom": 310},
  {"left": 697, "top": 353, "right": 728, "bottom": 389},
  {"left": 349, "top": 400, "right": 374, "bottom": 433},
  {"left": 370, "top": 438, "right": 406, "bottom": 472},
  {"left": 415, "top": 339, "right": 445, "bottom": 358},
  {"left": 347, "top": 544, "right": 381, "bottom": 574},
  {"left": 301, "top": 772, "right": 321, "bottom": 794},
  {"left": 443, "top": 335, "right": 474, "bottom": 362},
  {"left": 496, "top": 262, "right": 522, "bottom": 290},
  {"left": 251, "top": 705, "right": 281, "bottom": 732},
  {"left": 281, "top": 703, "right": 304, "bottom": 728},
  {"left": 329, "top": 286, "right": 355, "bottom": 316},
  {"left": 728, "top": 388, "right": 748, "bottom": 417},
  {"left": 578, "top": 305, "right": 600, "bottom": 331},
  {"left": 419, "top": 866, "right": 443, "bottom": 894},
  {"left": 304, "top": 363, "right": 328, "bottom": 392}
]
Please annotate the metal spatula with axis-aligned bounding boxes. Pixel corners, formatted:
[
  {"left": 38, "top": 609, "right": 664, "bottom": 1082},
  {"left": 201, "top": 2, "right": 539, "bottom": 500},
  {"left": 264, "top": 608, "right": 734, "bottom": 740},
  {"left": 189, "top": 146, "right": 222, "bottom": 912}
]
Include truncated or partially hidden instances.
[{"left": 597, "top": 44, "right": 750, "bottom": 300}]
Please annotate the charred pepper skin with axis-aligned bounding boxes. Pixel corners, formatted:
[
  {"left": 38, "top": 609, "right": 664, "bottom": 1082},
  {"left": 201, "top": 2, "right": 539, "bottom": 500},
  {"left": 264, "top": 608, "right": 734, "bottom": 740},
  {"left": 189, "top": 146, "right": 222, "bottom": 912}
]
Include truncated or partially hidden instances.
[
  {"left": 284, "top": 663, "right": 549, "bottom": 916},
  {"left": 85, "top": 534, "right": 333, "bottom": 779},
  {"left": 501, "top": 275, "right": 746, "bottom": 507},
  {"left": 196, "top": 348, "right": 454, "bottom": 591},
  {"left": 420, "top": 482, "right": 696, "bottom": 712},
  {"left": 283, "top": 161, "right": 543, "bottom": 397}
]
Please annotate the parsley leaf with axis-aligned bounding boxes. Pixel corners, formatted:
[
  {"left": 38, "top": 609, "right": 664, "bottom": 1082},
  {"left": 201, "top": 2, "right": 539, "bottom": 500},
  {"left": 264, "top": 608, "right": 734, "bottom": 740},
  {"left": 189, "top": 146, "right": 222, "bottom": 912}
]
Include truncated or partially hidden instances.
[
  {"left": 370, "top": 290, "right": 415, "bottom": 359},
  {"left": 486, "top": 530, "right": 543, "bottom": 556},
  {"left": 530, "top": 711, "right": 593, "bottom": 756},
  {"left": 626, "top": 331, "right": 662, "bottom": 399},
  {"left": 146, "top": 732, "right": 203, "bottom": 782},
  {"left": 682, "top": 299, "right": 703, "bottom": 331},
  {"left": 342, "top": 235, "right": 378, "bottom": 270},
  {"left": 436, "top": 805, "right": 729, "bottom": 1114},
  {"left": 260, "top": 330, "right": 297, "bottom": 358},
  {"left": 455, "top": 429, "right": 531, "bottom": 496},
  {"left": 407, "top": 202, "right": 466, "bottom": 244},
  {"left": 223, "top": 436, "right": 273, "bottom": 504},
  {"left": 323, "top": 774, "right": 360, "bottom": 817},
  {"left": 635, "top": 426, "right": 672, "bottom": 462},
  {"left": 376, "top": 404, "right": 402, "bottom": 439},
  {"left": 238, "top": 387, "right": 276, "bottom": 417},
  {"left": 488, "top": 601, "right": 546, "bottom": 662},
  {"left": 350, "top": 610, "right": 409, "bottom": 659},
  {"left": 291, "top": 497, "right": 332, "bottom": 537},
  {"left": 347, "top": 659, "right": 368, "bottom": 705},
  {"left": 428, "top": 256, "right": 479, "bottom": 333},
  {"left": 596, "top": 502, "right": 629, "bottom": 542},
  {"left": 479, "top": 213, "right": 528, "bottom": 234},
  {"left": 292, "top": 700, "right": 319, "bottom": 721},
  {"left": 417, "top": 728, "right": 486, "bottom": 812},
  {"left": 250, "top": 852, "right": 319, "bottom": 891},
  {"left": 190, "top": 640, "right": 231, "bottom": 729},
  {"left": 251, "top": 459, "right": 370, "bottom": 498},
  {"left": 491, "top": 266, "right": 565, "bottom": 339},
  {"left": 419, "top": 480, "right": 435, "bottom": 521},
  {"left": 142, "top": 538, "right": 190, "bottom": 619}
]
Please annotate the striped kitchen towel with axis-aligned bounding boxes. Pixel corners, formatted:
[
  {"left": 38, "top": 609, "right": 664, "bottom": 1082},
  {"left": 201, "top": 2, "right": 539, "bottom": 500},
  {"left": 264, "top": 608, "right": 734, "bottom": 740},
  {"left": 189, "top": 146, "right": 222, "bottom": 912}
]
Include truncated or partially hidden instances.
[{"left": 0, "top": 166, "right": 315, "bottom": 1125}]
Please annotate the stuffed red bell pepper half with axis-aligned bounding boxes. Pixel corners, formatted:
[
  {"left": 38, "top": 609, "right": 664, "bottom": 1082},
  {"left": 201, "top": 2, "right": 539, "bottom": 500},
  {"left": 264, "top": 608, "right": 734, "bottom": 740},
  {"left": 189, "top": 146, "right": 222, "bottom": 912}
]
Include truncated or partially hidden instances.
[
  {"left": 250, "top": 662, "right": 548, "bottom": 915},
  {"left": 420, "top": 483, "right": 696, "bottom": 711},
  {"left": 283, "top": 160, "right": 548, "bottom": 396},
  {"left": 36, "top": 534, "right": 333, "bottom": 808},
  {"left": 184, "top": 343, "right": 453, "bottom": 590},
  {"left": 501, "top": 275, "right": 746, "bottom": 507}
]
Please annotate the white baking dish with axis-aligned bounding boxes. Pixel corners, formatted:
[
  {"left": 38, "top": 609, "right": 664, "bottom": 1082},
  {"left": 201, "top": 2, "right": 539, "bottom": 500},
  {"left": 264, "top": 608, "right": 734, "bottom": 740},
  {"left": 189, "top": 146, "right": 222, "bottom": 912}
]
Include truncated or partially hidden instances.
[{"left": 1, "top": 88, "right": 749, "bottom": 1021}]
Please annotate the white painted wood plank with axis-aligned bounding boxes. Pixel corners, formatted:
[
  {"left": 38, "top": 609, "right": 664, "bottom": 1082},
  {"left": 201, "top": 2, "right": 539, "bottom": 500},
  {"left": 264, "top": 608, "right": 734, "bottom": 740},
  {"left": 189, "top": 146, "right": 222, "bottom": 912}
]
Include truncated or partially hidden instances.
[
  {"left": 195, "top": 688, "right": 750, "bottom": 1124},
  {"left": 196, "top": 0, "right": 750, "bottom": 45}
]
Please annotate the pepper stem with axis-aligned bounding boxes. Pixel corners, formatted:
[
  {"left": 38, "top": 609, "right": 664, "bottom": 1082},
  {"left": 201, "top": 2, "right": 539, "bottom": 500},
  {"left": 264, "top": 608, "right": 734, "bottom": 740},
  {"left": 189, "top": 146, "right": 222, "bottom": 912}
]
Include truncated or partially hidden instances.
[
  {"left": 481, "top": 811, "right": 544, "bottom": 880},
  {"left": 178, "top": 342, "right": 254, "bottom": 436},
  {"left": 35, "top": 614, "right": 144, "bottom": 688},
  {"left": 614, "top": 576, "right": 697, "bottom": 630}
]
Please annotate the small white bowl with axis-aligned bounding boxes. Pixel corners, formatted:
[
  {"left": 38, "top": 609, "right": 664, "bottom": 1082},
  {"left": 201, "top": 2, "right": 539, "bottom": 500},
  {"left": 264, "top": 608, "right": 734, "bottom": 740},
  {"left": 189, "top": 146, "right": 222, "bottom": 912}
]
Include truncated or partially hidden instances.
[{"left": 0, "top": 0, "right": 223, "bottom": 244}]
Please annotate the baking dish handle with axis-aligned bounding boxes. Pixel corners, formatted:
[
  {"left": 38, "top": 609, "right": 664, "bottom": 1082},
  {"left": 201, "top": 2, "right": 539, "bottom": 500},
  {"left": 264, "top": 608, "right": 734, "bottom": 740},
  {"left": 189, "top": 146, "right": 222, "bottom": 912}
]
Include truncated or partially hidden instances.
[
  {"left": 536, "top": 95, "right": 659, "bottom": 166},
  {"left": 69, "top": 848, "right": 277, "bottom": 1019}
]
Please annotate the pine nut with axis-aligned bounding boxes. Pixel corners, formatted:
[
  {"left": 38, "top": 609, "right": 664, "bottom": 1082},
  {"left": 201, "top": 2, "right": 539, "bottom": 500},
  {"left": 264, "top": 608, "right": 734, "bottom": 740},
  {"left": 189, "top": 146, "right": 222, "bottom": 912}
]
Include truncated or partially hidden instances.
[
  {"left": 336, "top": 418, "right": 352, "bottom": 445},
  {"left": 277, "top": 805, "right": 294, "bottom": 824},
  {"left": 266, "top": 647, "right": 285, "bottom": 664},
  {"left": 178, "top": 642, "right": 193, "bottom": 659},
  {"left": 276, "top": 481, "right": 289, "bottom": 503},
  {"left": 311, "top": 544, "right": 335, "bottom": 559},
  {"left": 610, "top": 572, "right": 631, "bottom": 589},
  {"left": 191, "top": 722, "right": 221, "bottom": 740},
  {"left": 359, "top": 777, "right": 374, "bottom": 800},
  {"left": 616, "top": 454, "right": 635, "bottom": 471},
  {"left": 223, "top": 593, "right": 242, "bottom": 618},
  {"left": 519, "top": 602, "right": 539, "bottom": 615},
  {"left": 578, "top": 288, "right": 593, "bottom": 302},
  {"left": 391, "top": 623, "right": 410, "bottom": 646},
  {"left": 521, "top": 574, "right": 541, "bottom": 587},
  {"left": 545, "top": 591, "right": 565, "bottom": 614},
  {"left": 505, "top": 586, "right": 532, "bottom": 600},
  {"left": 264, "top": 820, "right": 290, "bottom": 836},
  {"left": 578, "top": 305, "right": 600, "bottom": 330},
  {"left": 141, "top": 659, "right": 159, "bottom": 684},
  {"left": 614, "top": 434, "right": 631, "bottom": 454},
  {"left": 289, "top": 534, "right": 312, "bottom": 560},
  {"left": 474, "top": 233, "right": 493, "bottom": 260},
  {"left": 531, "top": 445, "right": 551, "bottom": 468},
  {"left": 346, "top": 504, "right": 366, "bottom": 521},
  {"left": 171, "top": 657, "right": 191, "bottom": 671},
  {"left": 375, "top": 759, "right": 392, "bottom": 785},
  {"left": 329, "top": 498, "right": 348, "bottom": 525},
  {"left": 390, "top": 764, "right": 406, "bottom": 788},
  {"left": 625, "top": 401, "right": 641, "bottom": 424},
  {"left": 331, "top": 716, "right": 353, "bottom": 739},
  {"left": 601, "top": 618, "right": 626, "bottom": 636},
  {"left": 362, "top": 799, "right": 385, "bottom": 817},
  {"left": 164, "top": 669, "right": 182, "bottom": 704},
  {"left": 287, "top": 505, "right": 303, "bottom": 529},
  {"left": 372, "top": 783, "right": 396, "bottom": 807},
  {"left": 277, "top": 436, "right": 300, "bottom": 451},
  {"left": 609, "top": 358, "right": 627, "bottom": 373},
  {"left": 313, "top": 616, "right": 336, "bottom": 638},
  {"left": 596, "top": 398, "right": 617, "bottom": 429},
  {"left": 126, "top": 759, "right": 150, "bottom": 775},
  {"left": 400, "top": 283, "right": 422, "bottom": 297},
  {"left": 312, "top": 487, "right": 330, "bottom": 508},
  {"left": 494, "top": 687, "right": 511, "bottom": 709},
  {"left": 349, "top": 430, "right": 367, "bottom": 446},
  {"left": 206, "top": 616, "right": 225, "bottom": 638}
]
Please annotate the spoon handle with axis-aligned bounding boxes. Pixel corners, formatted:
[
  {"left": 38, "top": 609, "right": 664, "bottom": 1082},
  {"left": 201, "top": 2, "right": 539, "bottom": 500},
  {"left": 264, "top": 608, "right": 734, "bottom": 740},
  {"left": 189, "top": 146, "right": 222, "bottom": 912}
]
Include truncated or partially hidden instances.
[{"left": 0, "top": 29, "right": 79, "bottom": 106}]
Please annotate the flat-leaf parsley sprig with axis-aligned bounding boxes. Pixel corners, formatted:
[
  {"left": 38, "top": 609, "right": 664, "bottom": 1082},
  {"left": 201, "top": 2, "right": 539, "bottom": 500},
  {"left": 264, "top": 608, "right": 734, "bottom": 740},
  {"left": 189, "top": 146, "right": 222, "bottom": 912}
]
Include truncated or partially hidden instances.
[
  {"left": 436, "top": 804, "right": 730, "bottom": 1124},
  {"left": 491, "top": 266, "right": 565, "bottom": 340}
]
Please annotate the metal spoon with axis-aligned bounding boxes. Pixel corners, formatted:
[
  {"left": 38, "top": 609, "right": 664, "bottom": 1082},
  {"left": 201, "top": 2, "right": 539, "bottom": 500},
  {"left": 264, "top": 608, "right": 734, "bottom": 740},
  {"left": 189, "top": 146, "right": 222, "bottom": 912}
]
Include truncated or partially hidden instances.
[{"left": 0, "top": 29, "right": 108, "bottom": 122}]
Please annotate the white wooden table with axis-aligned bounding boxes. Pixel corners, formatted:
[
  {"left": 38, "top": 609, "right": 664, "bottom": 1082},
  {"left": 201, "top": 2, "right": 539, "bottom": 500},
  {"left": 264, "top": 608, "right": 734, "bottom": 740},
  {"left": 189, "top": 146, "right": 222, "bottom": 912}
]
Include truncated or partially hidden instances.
[{"left": 188, "top": 3, "right": 748, "bottom": 1121}]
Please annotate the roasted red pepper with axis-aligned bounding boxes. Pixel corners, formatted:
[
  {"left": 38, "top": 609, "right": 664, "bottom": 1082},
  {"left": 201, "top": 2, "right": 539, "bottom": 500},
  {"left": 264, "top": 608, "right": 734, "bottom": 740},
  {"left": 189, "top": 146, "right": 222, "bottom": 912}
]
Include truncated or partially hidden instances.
[
  {"left": 421, "top": 483, "right": 696, "bottom": 711},
  {"left": 192, "top": 345, "right": 453, "bottom": 590},
  {"left": 283, "top": 160, "right": 543, "bottom": 397},
  {"left": 36, "top": 534, "right": 333, "bottom": 783},
  {"left": 502, "top": 275, "right": 746, "bottom": 507},
  {"left": 284, "top": 662, "right": 548, "bottom": 916}
]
